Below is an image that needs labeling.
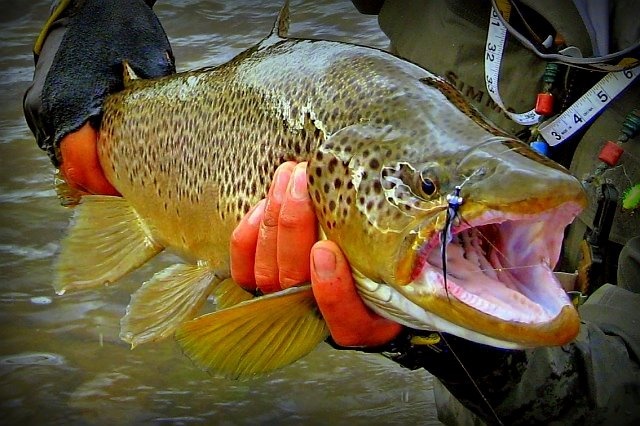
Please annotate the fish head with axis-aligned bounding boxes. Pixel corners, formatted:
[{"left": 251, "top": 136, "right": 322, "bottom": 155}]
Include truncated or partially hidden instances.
[{"left": 309, "top": 124, "right": 586, "bottom": 348}]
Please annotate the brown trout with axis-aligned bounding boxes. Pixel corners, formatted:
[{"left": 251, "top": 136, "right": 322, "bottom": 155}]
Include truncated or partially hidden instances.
[{"left": 56, "top": 3, "right": 586, "bottom": 378}]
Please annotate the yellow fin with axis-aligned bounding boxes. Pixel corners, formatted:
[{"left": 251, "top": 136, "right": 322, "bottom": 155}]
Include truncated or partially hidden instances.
[
  {"left": 213, "top": 278, "right": 254, "bottom": 309},
  {"left": 55, "top": 195, "right": 163, "bottom": 294},
  {"left": 176, "top": 285, "right": 329, "bottom": 379},
  {"left": 120, "top": 262, "right": 218, "bottom": 348}
]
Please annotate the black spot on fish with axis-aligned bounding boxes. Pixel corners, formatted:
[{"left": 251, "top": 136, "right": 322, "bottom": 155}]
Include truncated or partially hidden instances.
[
  {"left": 315, "top": 167, "right": 323, "bottom": 178},
  {"left": 328, "top": 158, "right": 338, "bottom": 174},
  {"left": 334, "top": 178, "right": 342, "bottom": 189},
  {"left": 323, "top": 183, "right": 330, "bottom": 194},
  {"left": 373, "top": 181, "right": 382, "bottom": 194},
  {"left": 329, "top": 200, "right": 336, "bottom": 211}
]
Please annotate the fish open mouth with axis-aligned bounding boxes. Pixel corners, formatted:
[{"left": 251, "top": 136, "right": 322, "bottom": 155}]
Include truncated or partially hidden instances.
[
  {"left": 357, "top": 201, "right": 583, "bottom": 349},
  {"left": 417, "top": 206, "right": 577, "bottom": 323}
]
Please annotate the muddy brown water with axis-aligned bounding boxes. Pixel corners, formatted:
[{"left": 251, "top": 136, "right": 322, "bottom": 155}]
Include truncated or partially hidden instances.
[{"left": 0, "top": 1, "right": 440, "bottom": 424}]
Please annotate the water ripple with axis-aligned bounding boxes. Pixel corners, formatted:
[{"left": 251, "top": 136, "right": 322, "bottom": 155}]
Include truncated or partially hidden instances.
[{"left": 0, "top": 352, "right": 66, "bottom": 367}]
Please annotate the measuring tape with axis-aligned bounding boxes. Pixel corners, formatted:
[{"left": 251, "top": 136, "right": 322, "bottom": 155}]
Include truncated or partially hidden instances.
[
  {"left": 485, "top": 3, "right": 640, "bottom": 143},
  {"left": 539, "top": 66, "right": 640, "bottom": 145},
  {"left": 485, "top": 4, "right": 541, "bottom": 126}
]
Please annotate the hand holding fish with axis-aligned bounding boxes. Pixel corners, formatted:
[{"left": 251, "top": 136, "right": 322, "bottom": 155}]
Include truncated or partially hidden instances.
[
  {"left": 231, "top": 162, "right": 402, "bottom": 347},
  {"left": 58, "top": 122, "right": 120, "bottom": 196},
  {"left": 231, "top": 162, "right": 316, "bottom": 293}
]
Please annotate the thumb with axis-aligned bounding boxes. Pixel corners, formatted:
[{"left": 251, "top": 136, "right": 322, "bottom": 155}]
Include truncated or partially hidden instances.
[{"left": 310, "top": 241, "right": 402, "bottom": 347}]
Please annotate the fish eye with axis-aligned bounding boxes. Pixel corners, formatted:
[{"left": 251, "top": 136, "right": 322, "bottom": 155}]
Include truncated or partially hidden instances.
[{"left": 420, "top": 177, "right": 437, "bottom": 196}]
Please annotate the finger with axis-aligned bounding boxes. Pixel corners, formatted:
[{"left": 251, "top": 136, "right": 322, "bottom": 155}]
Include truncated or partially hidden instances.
[
  {"left": 311, "top": 241, "right": 402, "bottom": 347},
  {"left": 278, "top": 162, "right": 317, "bottom": 288},
  {"left": 59, "top": 123, "right": 120, "bottom": 195},
  {"left": 254, "top": 161, "right": 296, "bottom": 293},
  {"left": 230, "top": 199, "right": 267, "bottom": 291}
]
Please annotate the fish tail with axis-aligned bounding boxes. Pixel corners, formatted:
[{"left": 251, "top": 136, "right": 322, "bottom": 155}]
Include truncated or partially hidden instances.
[
  {"left": 175, "top": 285, "right": 329, "bottom": 379},
  {"left": 54, "top": 195, "right": 163, "bottom": 294}
]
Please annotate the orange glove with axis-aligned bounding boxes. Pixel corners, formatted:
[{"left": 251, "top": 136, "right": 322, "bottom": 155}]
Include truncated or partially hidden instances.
[
  {"left": 59, "top": 122, "right": 120, "bottom": 196},
  {"left": 230, "top": 161, "right": 402, "bottom": 347}
]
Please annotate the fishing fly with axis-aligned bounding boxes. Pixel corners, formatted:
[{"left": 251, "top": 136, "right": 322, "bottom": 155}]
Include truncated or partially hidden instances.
[{"left": 441, "top": 184, "right": 463, "bottom": 299}]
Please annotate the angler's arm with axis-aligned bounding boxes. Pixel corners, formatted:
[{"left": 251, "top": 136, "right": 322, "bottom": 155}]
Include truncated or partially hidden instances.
[
  {"left": 24, "top": 0, "right": 175, "bottom": 194},
  {"left": 389, "top": 283, "right": 640, "bottom": 425},
  {"left": 350, "top": 0, "right": 385, "bottom": 15}
]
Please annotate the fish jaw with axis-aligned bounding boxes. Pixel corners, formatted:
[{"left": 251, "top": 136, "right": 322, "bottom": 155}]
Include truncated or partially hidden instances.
[{"left": 360, "top": 200, "right": 584, "bottom": 349}]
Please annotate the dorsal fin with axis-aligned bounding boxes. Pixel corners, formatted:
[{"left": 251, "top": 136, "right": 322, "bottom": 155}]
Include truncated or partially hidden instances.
[
  {"left": 270, "top": 0, "right": 290, "bottom": 38},
  {"left": 122, "top": 61, "right": 140, "bottom": 88}
]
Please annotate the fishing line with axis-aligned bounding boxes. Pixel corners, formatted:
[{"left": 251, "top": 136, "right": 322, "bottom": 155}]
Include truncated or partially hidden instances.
[
  {"left": 456, "top": 136, "right": 515, "bottom": 167},
  {"left": 455, "top": 214, "right": 548, "bottom": 282},
  {"left": 438, "top": 332, "right": 504, "bottom": 426}
]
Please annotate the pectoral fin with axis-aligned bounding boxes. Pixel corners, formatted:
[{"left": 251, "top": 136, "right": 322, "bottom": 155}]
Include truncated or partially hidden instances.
[
  {"left": 176, "top": 285, "right": 329, "bottom": 379},
  {"left": 55, "top": 195, "right": 163, "bottom": 294},
  {"left": 120, "top": 262, "right": 218, "bottom": 348}
]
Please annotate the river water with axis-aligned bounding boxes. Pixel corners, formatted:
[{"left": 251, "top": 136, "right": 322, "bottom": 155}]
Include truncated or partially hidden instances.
[{"left": 0, "top": 1, "right": 440, "bottom": 425}]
